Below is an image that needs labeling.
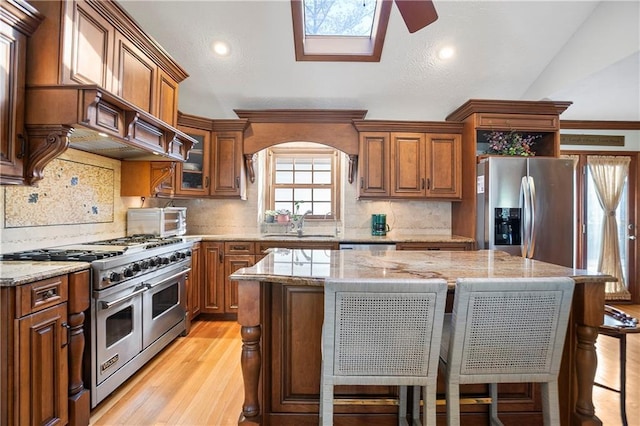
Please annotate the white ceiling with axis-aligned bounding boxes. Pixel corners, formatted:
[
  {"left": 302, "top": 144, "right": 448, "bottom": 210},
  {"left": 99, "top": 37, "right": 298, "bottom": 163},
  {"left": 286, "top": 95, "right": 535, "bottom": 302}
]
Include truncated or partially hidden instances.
[{"left": 119, "top": 0, "right": 640, "bottom": 122}]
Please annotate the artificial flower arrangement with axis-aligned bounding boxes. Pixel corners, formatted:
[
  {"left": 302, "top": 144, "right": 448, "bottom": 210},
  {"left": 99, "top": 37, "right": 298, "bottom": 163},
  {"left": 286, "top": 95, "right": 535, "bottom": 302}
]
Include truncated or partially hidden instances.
[{"left": 484, "top": 130, "right": 541, "bottom": 157}]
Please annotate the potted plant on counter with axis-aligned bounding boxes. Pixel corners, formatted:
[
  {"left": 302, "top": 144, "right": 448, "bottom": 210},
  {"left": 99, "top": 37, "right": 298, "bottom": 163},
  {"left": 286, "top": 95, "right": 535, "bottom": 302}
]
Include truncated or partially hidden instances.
[
  {"left": 265, "top": 210, "right": 277, "bottom": 223},
  {"left": 276, "top": 209, "right": 291, "bottom": 223}
]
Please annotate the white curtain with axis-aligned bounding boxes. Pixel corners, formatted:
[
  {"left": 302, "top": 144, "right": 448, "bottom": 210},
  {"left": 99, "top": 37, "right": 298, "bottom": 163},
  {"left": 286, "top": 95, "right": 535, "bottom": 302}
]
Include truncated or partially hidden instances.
[{"left": 587, "top": 155, "right": 631, "bottom": 299}]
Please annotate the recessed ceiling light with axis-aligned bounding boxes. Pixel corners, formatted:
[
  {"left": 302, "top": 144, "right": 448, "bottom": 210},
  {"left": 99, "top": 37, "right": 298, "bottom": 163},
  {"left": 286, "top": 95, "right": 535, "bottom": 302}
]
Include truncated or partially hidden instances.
[
  {"left": 438, "top": 46, "right": 455, "bottom": 60},
  {"left": 212, "top": 41, "right": 231, "bottom": 57}
]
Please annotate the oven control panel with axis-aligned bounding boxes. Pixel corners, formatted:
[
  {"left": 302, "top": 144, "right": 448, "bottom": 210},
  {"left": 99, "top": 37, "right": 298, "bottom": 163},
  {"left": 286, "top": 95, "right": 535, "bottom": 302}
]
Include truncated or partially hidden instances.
[{"left": 94, "top": 245, "right": 192, "bottom": 290}]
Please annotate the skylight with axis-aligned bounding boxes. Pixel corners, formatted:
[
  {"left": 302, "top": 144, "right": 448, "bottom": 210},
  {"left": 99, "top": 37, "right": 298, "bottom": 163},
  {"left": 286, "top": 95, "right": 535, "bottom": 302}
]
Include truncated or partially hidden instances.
[{"left": 291, "top": 0, "right": 392, "bottom": 62}]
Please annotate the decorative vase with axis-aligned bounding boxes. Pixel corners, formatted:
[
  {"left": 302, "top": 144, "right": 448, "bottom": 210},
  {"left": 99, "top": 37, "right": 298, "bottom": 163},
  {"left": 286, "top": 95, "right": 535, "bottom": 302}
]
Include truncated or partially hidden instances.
[{"left": 265, "top": 215, "right": 275, "bottom": 223}]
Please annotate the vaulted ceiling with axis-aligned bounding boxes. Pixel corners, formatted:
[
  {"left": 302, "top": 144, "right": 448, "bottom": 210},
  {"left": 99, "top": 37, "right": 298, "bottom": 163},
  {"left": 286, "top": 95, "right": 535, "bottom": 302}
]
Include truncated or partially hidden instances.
[{"left": 119, "top": 1, "right": 640, "bottom": 122}]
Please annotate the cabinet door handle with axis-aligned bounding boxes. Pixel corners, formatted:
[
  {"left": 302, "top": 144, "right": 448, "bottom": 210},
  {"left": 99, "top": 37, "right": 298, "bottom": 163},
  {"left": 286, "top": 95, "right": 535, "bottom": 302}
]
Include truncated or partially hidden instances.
[
  {"left": 205, "top": 176, "right": 210, "bottom": 188},
  {"left": 17, "top": 134, "right": 26, "bottom": 159},
  {"left": 426, "top": 178, "right": 431, "bottom": 190},
  {"left": 235, "top": 176, "right": 240, "bottom": 188},
  {"left": 61, "top": 322, "right": 71, "bottom": 348},
  {"left": 360, "top": 177, "right": 364, "bottom": 189},
  {"left": 219, "top": 251, "right": 224, "bottom": 263},
  {"left": 421, "top": 178, "right": 425, "bottom": 189}
]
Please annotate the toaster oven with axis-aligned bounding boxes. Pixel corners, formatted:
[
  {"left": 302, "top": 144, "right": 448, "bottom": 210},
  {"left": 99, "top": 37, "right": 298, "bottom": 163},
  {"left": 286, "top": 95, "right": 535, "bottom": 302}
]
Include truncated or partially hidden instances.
[{"left": 127, "top": 207, "right": 187, "bottom": 237}]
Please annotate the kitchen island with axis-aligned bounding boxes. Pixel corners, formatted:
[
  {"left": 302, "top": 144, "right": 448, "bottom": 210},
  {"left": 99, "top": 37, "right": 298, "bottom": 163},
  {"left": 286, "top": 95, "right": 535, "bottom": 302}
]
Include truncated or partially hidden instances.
[{"left": 230, "top": 249, "right": 608, "bottom": 426}]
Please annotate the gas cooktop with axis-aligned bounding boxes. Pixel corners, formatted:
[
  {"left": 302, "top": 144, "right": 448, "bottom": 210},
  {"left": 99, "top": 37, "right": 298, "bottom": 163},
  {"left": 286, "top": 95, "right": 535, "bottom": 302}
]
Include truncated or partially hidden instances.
[
  {"left": 1, "top": 248, "right": 124, "bottom": 262},
  {"left": 1, "top": 235, "right": 187, "bottom": 261}
]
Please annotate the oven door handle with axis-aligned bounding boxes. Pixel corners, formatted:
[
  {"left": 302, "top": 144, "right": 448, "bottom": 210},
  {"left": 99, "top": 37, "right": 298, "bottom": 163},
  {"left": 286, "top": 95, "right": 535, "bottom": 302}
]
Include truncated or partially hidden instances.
[
  {"left": 100, "top": 285, "right": 147, "bottom": 309},
  {"left": 143, "top": 268, "right": 191, "bottom": 289}
]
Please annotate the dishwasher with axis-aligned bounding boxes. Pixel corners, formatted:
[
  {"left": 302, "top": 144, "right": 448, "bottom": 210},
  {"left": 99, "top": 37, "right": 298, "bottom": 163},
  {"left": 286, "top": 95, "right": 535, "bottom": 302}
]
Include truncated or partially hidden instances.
[{"left": 339, "top": 243, "right": 396, "bottom": 252}]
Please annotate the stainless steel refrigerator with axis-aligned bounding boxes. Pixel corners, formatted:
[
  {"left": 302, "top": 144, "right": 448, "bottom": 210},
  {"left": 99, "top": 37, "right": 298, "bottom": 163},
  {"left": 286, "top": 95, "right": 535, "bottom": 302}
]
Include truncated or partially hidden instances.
[{"left": 476, "top": 156, "right": 576, "bottom": 268}]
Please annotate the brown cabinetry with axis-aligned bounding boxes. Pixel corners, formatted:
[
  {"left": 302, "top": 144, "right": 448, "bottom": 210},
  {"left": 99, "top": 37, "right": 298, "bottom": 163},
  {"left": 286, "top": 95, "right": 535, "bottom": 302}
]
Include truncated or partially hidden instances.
[
  {"left": 175, "top": 114, "right": 249, "bottom": 199},
  {"left": 0, "top": 0, "right": 42, "bottom": 185},
  {"left": 120, "top": 161, "right": 176, "bottom": 198},
  {"left": 1, "top": 275, "right": 70, "bottom": 426},
  {"left": 223, "top": 242, "right": 255, "bottom": 313},
  {"left": 353, "top": 121, "right": 464, "bottom": 200},
  {"left": 186, "top": 242, "right": 201, "bottom": 321},
  {"left": 201, "top": 242, "right": 225, "bottom": 314},
  {"left": 358, "top": 132, "right": 390, "bottom": 197},
  {"left": 27, "top": 0, "right": 187, "bottom": 123},
  {"left": 200, "top": 241, "right": 255, "bottom": 317}
]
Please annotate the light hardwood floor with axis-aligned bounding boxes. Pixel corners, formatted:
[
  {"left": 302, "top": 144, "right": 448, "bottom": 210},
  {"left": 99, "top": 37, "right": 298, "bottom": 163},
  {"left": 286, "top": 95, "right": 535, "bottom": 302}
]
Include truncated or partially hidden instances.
[{"left": 90, "top": 305, "right": 640, "bottom": 426}]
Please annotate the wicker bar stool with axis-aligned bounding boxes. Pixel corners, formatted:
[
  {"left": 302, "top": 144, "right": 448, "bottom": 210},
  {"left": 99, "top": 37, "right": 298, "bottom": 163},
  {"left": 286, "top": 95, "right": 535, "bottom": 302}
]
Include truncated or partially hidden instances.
[
  {"left": 439, "top": 277, "right": 575, "bottom": 426},
  {"left": 320, "top": 278, "right": 448, "bottom": 426}
]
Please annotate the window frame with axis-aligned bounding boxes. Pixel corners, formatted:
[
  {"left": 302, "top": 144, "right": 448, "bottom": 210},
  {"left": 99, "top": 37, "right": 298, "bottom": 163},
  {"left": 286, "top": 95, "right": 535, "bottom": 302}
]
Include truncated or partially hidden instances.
[
  {"left": 291, "top": 0, "right": 392, "bottom": 62},
  {"left": 266, "top": 146, "right": 341, "bottom": 220}
]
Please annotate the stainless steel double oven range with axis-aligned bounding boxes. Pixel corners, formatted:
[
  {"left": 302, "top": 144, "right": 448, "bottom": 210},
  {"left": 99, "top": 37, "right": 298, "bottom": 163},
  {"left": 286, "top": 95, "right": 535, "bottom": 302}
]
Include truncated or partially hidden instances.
[{"left": 2, "top": 235, "right": 193, "bottom": 407}]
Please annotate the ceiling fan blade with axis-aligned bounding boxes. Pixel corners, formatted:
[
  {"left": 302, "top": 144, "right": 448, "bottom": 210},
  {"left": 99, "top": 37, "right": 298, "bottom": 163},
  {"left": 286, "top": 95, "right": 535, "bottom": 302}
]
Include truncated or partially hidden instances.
[{"left": 394, "top": 0, "right": 438, "bottom": 33}]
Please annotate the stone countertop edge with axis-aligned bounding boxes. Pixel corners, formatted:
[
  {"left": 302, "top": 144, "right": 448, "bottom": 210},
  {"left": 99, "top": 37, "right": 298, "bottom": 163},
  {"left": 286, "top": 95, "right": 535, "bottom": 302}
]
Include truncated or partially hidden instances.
[
  {"left": 185, "top": 233, "right": 475, "bottom": 243},
  {"left": 0, "top": 261, "right": 91, "bottom": 287},
  {"left": 229, "top": 249, "right": 611, "bottom": 290}
]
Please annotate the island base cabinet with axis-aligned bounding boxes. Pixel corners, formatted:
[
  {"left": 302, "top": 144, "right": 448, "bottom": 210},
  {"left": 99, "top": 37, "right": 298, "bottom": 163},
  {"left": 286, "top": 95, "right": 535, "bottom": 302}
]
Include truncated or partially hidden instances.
[{"left": 265, "top": 283, "right": 545, "bottom": 424}]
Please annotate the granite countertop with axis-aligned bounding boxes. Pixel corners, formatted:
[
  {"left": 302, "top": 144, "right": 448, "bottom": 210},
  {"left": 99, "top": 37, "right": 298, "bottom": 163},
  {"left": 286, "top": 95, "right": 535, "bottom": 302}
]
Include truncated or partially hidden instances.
[
  {"left": 230, "top": 249, "right": 609, "bottom": 289},
  {"left": 0, "top": 261, "right": 91, "bottom": 287}
]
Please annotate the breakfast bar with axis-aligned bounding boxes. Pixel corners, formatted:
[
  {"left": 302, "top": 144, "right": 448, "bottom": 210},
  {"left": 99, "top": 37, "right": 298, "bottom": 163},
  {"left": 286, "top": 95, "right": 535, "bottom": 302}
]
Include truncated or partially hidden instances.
[{"left": 231, "top": 249, "right": 609, "bottom": 425}]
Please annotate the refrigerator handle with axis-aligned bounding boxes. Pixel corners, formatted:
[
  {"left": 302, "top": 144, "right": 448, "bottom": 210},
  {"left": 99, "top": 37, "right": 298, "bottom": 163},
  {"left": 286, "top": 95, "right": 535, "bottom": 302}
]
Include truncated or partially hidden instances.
[
  {"left": 520, "top": 176, "right": 530, "bottom": 259},
  {"left": 528, "top": 176, "right": 536, "bottom": 259}
]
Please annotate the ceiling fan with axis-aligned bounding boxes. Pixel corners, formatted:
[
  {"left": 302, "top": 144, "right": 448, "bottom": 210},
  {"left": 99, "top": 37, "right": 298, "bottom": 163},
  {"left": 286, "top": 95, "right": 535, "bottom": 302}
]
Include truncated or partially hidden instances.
[{"left": 394, "top": 0, "right": 438, "bottom": 33}]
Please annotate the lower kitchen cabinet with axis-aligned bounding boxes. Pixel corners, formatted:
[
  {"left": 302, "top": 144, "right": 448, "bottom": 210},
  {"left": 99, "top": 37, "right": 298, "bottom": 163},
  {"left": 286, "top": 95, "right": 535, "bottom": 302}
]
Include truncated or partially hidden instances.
[
  {"left": 1, "top": 274, "right": 72, "bottom": 426},
  {"left": 186, "top": 242, "right": 201, "bottom": 321},
  {"left": 201, "top": 242, "right": 225, "bottom": 314},
  {"left": 201, "top": 241, "right": 255, "bottom": 318}
]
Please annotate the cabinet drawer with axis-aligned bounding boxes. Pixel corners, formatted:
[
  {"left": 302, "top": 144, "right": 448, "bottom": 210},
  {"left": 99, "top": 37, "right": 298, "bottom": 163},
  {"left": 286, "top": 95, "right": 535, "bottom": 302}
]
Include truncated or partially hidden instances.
[
  {"left": 476, "top": 113, "right": 558, "bottom": 131},
  {"left": 16, "top": 275, "right": 69, "bottom": 318},
  {"left": 225, "top": 241, "right": 256, "bottom": 255}
]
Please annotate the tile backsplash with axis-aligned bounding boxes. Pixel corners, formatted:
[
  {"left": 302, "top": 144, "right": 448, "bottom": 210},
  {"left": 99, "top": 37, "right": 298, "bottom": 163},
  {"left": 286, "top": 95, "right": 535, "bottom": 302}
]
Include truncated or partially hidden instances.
[
  {"left": 1, "top": 149, "right": 452, "bottom": 253},
  {"left": 0, "top": 149, "right": 133, "bottom": 253},
  {"left": 4, "top": 157, "right": 114, "bottom": 227}
]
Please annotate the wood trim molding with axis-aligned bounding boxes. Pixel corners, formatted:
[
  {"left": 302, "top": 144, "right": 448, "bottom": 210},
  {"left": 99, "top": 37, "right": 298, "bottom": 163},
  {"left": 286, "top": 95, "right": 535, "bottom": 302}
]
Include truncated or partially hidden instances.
[
  {"left": 445, "top": 99, "right": 573, "bottom": 122},
  {"left": 1, "top": 0, "right": 43, "bottom": 35},
  {"left": 233, "top": 109, "right": 367, "bottom": 123},
  {"left": 213, "top": 119, "right": 250, "bottom": 132},
  {"left": 560, "top": 120, "right": 640, "bottom": 130},
  {"left": 352, "top": 120, "right": 464, "bottom": 133}
]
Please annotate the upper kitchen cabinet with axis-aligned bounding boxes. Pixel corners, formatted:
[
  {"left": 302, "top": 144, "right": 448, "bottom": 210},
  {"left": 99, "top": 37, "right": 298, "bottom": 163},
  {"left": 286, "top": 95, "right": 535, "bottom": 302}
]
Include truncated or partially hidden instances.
[
  {"left": 176, "top": 113, "right": 249, "bottom": 199},
  {"left": 446, "top": 99, "right": 572, "bottom": 158},
  {"left": 0, "top": 0, "right": 42, "bottom": 185},
  {"left": 445, "top": 99, "right": 572, "bottom": 241},
  {"left": 14, "top": 0, "right": 195, "bottom": 185},
  {"left": 26, "top": 0, "right": 186, "bottom": 125},
  {"left": 353, "top": 121, "right": 464, "bottom": 200}
]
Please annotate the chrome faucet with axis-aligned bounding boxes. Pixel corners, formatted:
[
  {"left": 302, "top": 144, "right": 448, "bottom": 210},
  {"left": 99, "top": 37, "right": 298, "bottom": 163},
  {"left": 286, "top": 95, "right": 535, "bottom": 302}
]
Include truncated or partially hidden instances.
[{"left": 292, "top": 210, "right": 313, "bottom": 237}]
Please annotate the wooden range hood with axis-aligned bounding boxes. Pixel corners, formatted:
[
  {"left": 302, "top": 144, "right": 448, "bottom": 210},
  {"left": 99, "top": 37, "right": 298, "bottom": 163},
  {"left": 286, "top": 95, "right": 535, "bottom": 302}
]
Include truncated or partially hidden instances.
[{"left": 24, "top": 85, "right": 196, "bottom": 184}]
